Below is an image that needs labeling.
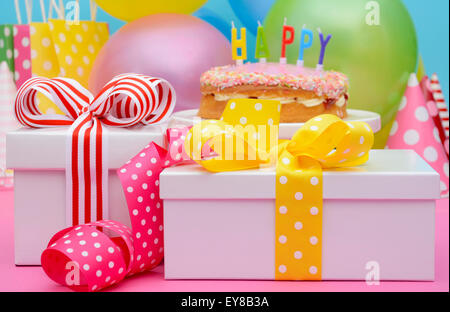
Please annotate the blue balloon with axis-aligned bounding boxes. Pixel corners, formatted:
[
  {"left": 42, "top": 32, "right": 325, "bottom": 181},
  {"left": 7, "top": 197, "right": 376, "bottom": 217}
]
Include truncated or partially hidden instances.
[
  {"left": 194, "top": 7, "right": 231, "bottom": 41},
  {"left": 228, "top": 0, "right": 275, "bottom": 35}
]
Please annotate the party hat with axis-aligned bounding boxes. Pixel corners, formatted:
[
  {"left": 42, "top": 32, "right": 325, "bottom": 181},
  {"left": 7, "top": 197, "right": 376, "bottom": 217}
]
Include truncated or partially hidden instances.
[
  {"left": 430, "top": 73, "right": 449, "bottom": 154},
  {"left": 387, "top": 73, "right": 449, "bottom": 198},
  {"left": 420, "top": 76, "right": 448, "bottom": 157},
  {"left": 0, "top": 61, "right": 19, "bottom": 189}
]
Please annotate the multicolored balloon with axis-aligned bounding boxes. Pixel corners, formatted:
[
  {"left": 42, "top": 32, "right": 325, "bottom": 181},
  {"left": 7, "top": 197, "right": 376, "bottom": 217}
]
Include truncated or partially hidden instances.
[
  {"left": 94, "top": 0, "right": 208, "bottom": 22},
  {"left": 89, "top": 14, "right": 232, "bottom": 112},
  {"left": 264, "top": 0, "right": 418, "bottom": 148}
]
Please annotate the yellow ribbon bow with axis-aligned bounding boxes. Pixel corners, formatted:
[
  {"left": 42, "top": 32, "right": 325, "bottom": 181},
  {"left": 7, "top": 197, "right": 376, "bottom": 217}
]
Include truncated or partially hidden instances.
[{"left": 185, "top": 99, "right": 374, "bottom": 280}]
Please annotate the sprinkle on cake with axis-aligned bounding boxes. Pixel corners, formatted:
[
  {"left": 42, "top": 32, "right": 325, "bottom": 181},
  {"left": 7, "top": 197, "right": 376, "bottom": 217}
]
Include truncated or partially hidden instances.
[
  {"left": 199, "top": 62, "right": 350, "bottom": 123},
  {"left": 201, "top": 63, "right": 348, "bottom": 98}
]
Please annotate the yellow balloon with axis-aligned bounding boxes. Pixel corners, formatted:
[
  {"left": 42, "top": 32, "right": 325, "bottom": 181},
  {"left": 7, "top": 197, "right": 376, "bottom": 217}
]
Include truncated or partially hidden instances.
[{"left": 94, "top": 0, "right": 208, "bottom": 22}]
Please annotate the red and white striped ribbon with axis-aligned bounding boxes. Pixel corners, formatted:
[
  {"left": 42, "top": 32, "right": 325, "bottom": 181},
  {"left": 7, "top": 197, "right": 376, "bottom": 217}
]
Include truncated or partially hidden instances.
[
  {"left": 430, "top": 73, "right": 449, "bottom": 138},
  {"left": 15, "top": 74, "right": 176, "bottom": 226}
]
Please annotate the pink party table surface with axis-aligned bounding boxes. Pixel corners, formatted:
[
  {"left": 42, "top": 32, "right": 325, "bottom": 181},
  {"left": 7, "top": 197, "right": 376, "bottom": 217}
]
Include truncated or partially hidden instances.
[{"left": 0, "top": 189, "right": 448, "bottom": 292}]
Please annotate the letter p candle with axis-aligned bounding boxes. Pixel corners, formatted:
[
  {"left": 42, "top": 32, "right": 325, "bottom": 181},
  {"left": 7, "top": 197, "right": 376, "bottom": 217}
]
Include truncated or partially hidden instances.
[
  {"left": 280, "top": 18, "right": 295, "bottom": 64},
  {"left": 297, "top": 25, "right": 313, "bottom": 67}
]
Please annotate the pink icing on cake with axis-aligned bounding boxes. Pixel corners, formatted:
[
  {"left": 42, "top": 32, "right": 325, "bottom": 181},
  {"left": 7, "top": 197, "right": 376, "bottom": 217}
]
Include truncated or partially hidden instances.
[{"left": 200, "top": 62, "right": 349, "bottom": 99}]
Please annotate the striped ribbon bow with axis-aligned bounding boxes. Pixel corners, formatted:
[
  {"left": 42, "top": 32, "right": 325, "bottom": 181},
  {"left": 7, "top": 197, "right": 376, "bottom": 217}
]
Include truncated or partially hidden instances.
[{"left": 15, "top": 74, "right": 176, "bottom": 226}]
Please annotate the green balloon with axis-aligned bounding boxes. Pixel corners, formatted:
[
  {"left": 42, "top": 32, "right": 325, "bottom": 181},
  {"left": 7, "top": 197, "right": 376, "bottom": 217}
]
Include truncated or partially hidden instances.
[{"left": 264, "top": 0, "right": 418, "bottom": 148}]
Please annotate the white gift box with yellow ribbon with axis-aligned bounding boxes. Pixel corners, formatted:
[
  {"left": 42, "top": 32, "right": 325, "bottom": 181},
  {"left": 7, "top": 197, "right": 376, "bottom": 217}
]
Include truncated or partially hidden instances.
[
  {"left": 161, "top": 149, "right": 439, "bottom": 281},
  {"left": 160, "top": 98, "right": 440, "bottom": 282}
]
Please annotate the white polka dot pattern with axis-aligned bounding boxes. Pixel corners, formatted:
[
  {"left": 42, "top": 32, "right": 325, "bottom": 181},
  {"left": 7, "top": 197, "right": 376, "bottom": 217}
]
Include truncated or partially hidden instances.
[
  {"left": 42, "top": 221, "right": 131, "bottom": 292},
  {"left": 48, "top": 20, "right": 108, "bottom": 87},
  {"left": 274, "top": 114, "right": 373, "bottom": 280},
  {"left": 12, "top": 25, "right": 32, "bottom": 88},
  {"left": 387, "top": 74, "right": 448, "bottom": 197},
  {"left": 15, "top": 20, "right": 109, "bottom": 115},
  {"left": 0, "top": 25, "right": 15, "bottom": 75}
]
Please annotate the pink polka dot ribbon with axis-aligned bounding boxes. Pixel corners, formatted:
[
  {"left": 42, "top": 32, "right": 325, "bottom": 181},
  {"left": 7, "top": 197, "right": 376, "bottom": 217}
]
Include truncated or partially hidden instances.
[
  {"left": 42, "top": 221, "right": 132, "bottom": 292},
  {"left": 41, "top": 127, "right": 192, "bottom": 291}
]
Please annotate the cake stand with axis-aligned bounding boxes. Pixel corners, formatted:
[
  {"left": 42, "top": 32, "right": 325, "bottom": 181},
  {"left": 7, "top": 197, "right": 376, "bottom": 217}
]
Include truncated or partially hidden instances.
[{"left": 169, "top": 109, "right": 381, "bottom": 140}]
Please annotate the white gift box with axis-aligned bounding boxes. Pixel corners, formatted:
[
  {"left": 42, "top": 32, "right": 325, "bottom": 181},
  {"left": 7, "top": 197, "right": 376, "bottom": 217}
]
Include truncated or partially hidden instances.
[
  {"left": 160, "top": 150, "right": 440, "bottom": 281},
  {"left": 7, "top": 125, "right": 166, "bottom": 265}
]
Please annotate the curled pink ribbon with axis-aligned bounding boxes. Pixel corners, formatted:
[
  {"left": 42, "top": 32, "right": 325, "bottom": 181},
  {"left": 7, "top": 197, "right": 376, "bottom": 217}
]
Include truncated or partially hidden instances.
[
  {"left": 14, "top": 74, "right": 186, "bottom": 291},
  {"left": 41, "top": 127, "right": 192, "bottom": 291}
]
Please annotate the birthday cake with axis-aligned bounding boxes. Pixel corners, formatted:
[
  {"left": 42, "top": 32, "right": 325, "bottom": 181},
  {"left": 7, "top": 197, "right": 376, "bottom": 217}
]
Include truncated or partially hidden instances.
[{"left": 199, "top": 62, "right": 349, "bottom": 123}]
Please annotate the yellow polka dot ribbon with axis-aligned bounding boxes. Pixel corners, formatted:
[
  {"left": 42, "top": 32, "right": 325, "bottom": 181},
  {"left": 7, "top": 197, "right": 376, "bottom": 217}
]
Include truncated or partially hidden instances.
[{"left": 185, "top": 99, "right": 374, "bottom": 280}]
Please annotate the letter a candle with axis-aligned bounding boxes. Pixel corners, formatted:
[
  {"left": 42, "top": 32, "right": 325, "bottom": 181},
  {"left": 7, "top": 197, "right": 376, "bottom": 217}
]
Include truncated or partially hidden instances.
[{"left": 255, "top": 21, "right": 270, "bottom": 63}]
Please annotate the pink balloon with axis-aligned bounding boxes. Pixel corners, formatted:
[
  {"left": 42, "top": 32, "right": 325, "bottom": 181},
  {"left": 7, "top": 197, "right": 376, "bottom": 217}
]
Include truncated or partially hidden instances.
[{"left": 89, "top": 13, "right": 232, "bottom": 112}]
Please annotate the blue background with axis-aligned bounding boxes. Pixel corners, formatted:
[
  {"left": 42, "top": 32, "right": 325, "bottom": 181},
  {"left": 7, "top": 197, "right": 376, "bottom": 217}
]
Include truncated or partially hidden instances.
[{"left": 1, "top": 0, "right": 448, "bottom": 101}]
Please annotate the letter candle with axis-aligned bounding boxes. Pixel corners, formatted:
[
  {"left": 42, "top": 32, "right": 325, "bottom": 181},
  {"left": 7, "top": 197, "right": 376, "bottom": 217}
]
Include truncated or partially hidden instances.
[
  {"left": 280, "top": 18, "right": 295, "bottom": 65},
  {"left": 316, "top": 28, "right": 332, "bottom": 71},
  {"left": 255, "top": 21, "right": 270, "bottom": 63},
  {"left": 297, "top": 25, "right": 313, "bottom": 67},
  {"left": 231, "top": 21, "right": 247, "bottom": 66}
]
